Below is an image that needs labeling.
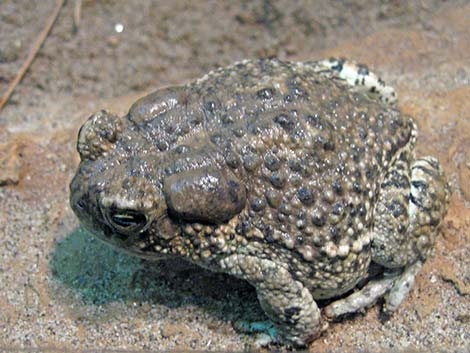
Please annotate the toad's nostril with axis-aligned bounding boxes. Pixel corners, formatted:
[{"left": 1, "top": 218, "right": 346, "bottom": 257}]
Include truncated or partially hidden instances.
[{"left": 76, "top": 198, "right": 87, "bottom": 211}]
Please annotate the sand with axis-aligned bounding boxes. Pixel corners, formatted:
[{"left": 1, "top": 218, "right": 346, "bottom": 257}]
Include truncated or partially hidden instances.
[{"left": 0, "top": 1, "right": 469, "bottom": 352}]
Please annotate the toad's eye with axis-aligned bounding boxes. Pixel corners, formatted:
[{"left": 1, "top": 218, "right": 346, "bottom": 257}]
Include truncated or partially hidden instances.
[{"left": 105, "top": 207, "right": 149, "bottom": 235}]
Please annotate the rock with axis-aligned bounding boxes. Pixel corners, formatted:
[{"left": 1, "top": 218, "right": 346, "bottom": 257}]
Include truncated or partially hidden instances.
[
  {"left": 0, "top": 140, "right": 23, "bottom": 186},
  {"left": 439, "top": 260, "right": 470, "bottom": 296}
]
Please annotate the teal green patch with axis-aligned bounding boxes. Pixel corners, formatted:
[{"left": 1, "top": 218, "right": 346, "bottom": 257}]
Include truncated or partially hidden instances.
[
  {"left": 235, "top": 320, "right": 278, "bottom": 338},
  {"left": 49, "top": 227, "right": 150, "bottom": 304}
]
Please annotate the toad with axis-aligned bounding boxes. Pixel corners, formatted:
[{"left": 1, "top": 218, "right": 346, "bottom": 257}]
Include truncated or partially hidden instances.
[{"left": 70, "top": 58, "right": 450, "bottom": 347}]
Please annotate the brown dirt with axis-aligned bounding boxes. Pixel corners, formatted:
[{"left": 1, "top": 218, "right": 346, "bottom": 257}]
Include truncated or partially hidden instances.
[{"left": 0, "top": 1, "right": 469, "bottom": 352}]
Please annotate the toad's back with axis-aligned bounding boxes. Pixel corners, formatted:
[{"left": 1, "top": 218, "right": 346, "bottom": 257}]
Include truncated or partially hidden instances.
[{"left": 127, "top": 59, "right": 413, "bottom": 296}]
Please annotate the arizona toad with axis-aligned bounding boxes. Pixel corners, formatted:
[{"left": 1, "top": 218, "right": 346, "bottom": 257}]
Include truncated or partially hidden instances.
[{"left": 70, "top": 58, "right": 450, "bottom": 346}]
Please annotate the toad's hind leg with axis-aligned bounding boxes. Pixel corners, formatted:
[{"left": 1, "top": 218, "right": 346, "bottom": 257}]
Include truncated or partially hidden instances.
[
  {"left": 312, "top": 58, "right": 397, "bottom": 104},
  {"left": 372, "top": 154, "right": 450, "bottom": 270},
  {"left": 324, "top": 153, "right": 449, "bottom": 319},
  {"left": 373, "top": 154, "right": 449, "bottom": 313}
]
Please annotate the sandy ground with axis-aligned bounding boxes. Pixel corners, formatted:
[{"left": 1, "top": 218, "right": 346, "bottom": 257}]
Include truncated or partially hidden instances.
[{"left": 0, "top": 1, "right": 469, "bottom": 352}]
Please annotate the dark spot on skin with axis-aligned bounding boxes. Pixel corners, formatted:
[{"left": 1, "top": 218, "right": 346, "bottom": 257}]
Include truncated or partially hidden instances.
[
  {"left": 236, "top": 221, "right": 248, "bottom": 235},
  {"left": 297, "top": 187, "right": 315, "bottom": 205},
  {"left": 350, "top": 207, "right": 357, "bottom": 217},
  {"left": 222, "top": 114, "right": 234, "bottom": 125},
  {"left": 248, "top": 124, "right": 263, "bottom": 135},
  {"left": 204, "top": 101, "right": 216, "bottom": 113},
  {"left": 323, "top": 140, "right": 335, "bottom": 151},
  {"left": 357, "top": 65, "right": 369, "bottom": 76},
  {"left": 284, "top": 306, "right": 301, "bottom": 321},
  {"left": 243, "top": 154, "right": 260, "bottom": 171},
  {"left": 279, "top": 203, "right": 291, "bottom": 215},
  {"left": 270, "top": 172, "right": 286, "bottom": 189},
  {"left": 165, "top": 124, "right": 176, "bottom": 135},
  {"left": 409, "top": 193, "right": 427, "bottom": 210},
  {"left": 388, "top": 119, "right": 398, "bottom": 134},
  {"left": 156, "top": 140, "right": 169, "bottom": 151},
  {"left": 284, "top": 94, "right": 293, "bottom": 103},
  {"left": 121, "top": 178, "right": 132, "bottom": 189},
  {"left": 226, "top": 153, "right": 240, "bottom": 169},
  {"left": 332, "top": 180, "right": 343, "bottom": 195},
  {"left": 358, "top": 127, "right": 368, "bottom": 140},
  {"left": 330, "top": 226, "right": 339, "bottom": 242},
  {"left": 377, "top": 113, "right": 385, "bottom": 124},
  {"left": 365, "top": 167, "right": 375, "bottom": 179},
  {"left": 175, "top": 145, "right": 190, "bottom": 154},
  {"left": 353, "top": 182, "right": 362, "bottom": 193},
  {"left": 359, "top": 205, "right": 367, "bottom": 217},
  {"left": 290, "top": 127, "right": 306, "bottom": 142},
  {"left": 392, "top": 199, "right": 409, "bottom": 217},
  {"left": 264, "top": 152, "right": 281, "bottom": 171},
  {"left": 330, "top": 58, "right": 345, "bottom": 72},
  {"left": 289, "top": 159, "right": 302, "bottom": 172},
  {"left": 190, "top": 116, "right": 203, "bottom": 126},
  {"left": 251, "top": 198, "right": 266, "bottom": 212},
  {"left": 210, "top": 134, "right": 224, "bottom": 145},
  {"left": 292, "top": 86, "right": 307, "bottom": 98},
  {"left": 257, "top": 88, "right": 274, "bottom": 100},
  {"left": 232, "top": 128, "right": 245, "bottom": 138},
  {"left": 382, "top": 170, "right": 409, "bottom": 189},
  {"left": 331, "top": 203, "right": 344, "bottom": 216},
  {"left": 430, "top": 217, "right": 440, "bottom": 227},
  {"left": 264, "top": 225, "right": 274, "bottom": 243},
  {"left": 227, "top": 180, "right": 242, "bottom": 204},
  {"left": 411, "top": 180, "right": 428, "bottom": 191},
  {"left": 305, "top": 113, "right": 323, "bottom": 128},
  {"left": 312, "top": 211, "right": 326, "bottom": 227},
  {"left": 274, "top": 114, "right": 295, "bottom": 131}
]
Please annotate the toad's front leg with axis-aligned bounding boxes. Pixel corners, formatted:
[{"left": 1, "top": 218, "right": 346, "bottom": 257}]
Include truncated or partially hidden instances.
[{"left": 220, "top": 254, "right": 326, "bottom": 347}]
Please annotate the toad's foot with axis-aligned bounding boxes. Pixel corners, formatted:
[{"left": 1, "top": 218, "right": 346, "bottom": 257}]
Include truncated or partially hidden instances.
[
  {"left": 323, "top": 261, "right": 422, "bottom": 319},
  {"left": 234, "top": 320, "right": 279, "bottom": 347}
]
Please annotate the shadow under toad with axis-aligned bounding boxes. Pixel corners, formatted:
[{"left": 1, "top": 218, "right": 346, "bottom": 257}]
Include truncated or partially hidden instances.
[{"left": 50, "top": 227, "right": 264, "bottom": 324}]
